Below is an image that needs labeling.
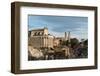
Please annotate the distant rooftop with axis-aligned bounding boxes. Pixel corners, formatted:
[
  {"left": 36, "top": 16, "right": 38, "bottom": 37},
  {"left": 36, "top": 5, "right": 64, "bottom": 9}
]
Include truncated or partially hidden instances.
[{"left": 29, "top": 27, "right": 48, "bottom": 31}]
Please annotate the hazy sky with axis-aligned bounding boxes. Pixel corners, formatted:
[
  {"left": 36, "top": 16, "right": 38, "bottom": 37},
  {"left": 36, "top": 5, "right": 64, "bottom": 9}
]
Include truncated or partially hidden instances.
[{"left": 28, "top": 15, "right": 88, "bottom": 40}]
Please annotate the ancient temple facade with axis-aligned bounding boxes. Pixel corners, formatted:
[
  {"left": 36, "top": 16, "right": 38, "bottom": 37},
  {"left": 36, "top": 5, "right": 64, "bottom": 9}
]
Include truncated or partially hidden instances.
[{"left": 28, "top": 27, "right": 54, "bottom": 48}]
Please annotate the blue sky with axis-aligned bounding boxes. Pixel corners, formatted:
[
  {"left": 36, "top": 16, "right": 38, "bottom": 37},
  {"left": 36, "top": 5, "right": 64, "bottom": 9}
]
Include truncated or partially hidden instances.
[{"left": 28, "top": 15, "right": 88, "bottom": 40}]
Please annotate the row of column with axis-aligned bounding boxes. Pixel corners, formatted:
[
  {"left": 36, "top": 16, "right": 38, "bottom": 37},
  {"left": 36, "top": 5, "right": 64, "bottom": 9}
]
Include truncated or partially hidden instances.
[{"left": 40, "top": 36, "right": 48, "bottom": 48}]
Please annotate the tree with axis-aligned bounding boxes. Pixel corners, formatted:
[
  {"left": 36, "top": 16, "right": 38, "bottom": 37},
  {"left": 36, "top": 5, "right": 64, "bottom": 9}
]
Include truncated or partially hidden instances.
[
  {"left": 70, "top": 38, "right": 79, "bottom": 48},
  {"left": 83, "top": 39, "right": 88, "bottom": 45},
  {"left": 60, "top": 40, "right": 69, "bottom": 46}
]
